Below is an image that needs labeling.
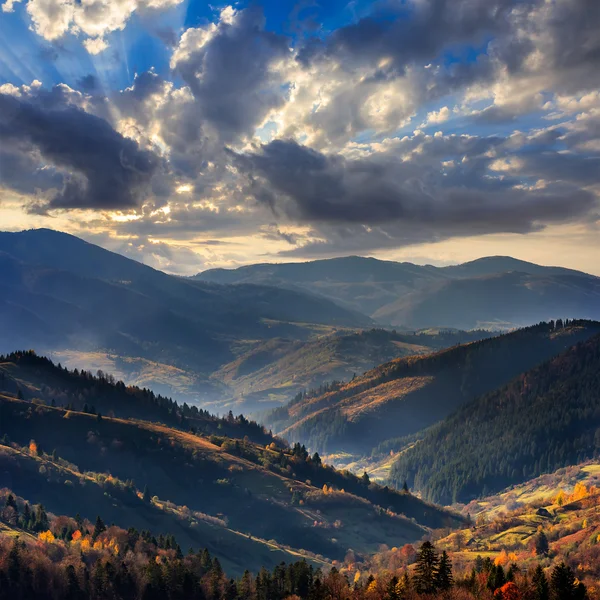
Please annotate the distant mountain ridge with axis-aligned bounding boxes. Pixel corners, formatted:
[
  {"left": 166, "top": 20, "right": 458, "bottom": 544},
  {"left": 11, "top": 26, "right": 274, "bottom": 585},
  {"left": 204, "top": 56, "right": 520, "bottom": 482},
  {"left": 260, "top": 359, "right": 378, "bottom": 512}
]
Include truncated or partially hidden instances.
[{"left": 196, "top": 255, "right": 600, "bottom": 329}]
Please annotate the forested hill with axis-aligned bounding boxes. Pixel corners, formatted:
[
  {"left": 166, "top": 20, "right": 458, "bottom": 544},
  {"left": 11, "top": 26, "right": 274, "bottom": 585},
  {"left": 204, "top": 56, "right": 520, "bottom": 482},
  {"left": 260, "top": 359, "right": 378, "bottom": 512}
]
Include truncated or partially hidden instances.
[
  {"left": 390, "top": 333, "right": 600, "bottom": 505},
  {"left": 267, "top": 320, "right": 600, "bottom": 455},
  {"left": 0, "top": 350, "right": 275, "bottom": 446},
  {"left": 0, "top": 350, "right": 460, "bottom": 573}
]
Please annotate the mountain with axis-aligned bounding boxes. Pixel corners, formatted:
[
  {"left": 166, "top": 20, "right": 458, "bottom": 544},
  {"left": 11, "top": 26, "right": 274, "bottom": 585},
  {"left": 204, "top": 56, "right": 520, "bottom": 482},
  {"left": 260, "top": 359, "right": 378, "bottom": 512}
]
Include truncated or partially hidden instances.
[
  {"left": 0, "top": 350, "right": 460, "bottom": 574},
  {"left": 265, "top": 320, "right": 600, "bottom": 457},
  {"left": 389, "top": 331, "right": 600, "bottom": 505},
  {"left": 373, "top": 270, "right": 600, "bottom": 329},
  {"left": 196, "top": 256, "right": 600, "bottom": 329},
  {"left": 209, "top": 328, "right": 494, "bottom": 413},
  {"left": 196, "top": 256, "right": 446, "bottom": 316},
  {"left": 0, "top": 230, "right": 370, "bottom": 392}
]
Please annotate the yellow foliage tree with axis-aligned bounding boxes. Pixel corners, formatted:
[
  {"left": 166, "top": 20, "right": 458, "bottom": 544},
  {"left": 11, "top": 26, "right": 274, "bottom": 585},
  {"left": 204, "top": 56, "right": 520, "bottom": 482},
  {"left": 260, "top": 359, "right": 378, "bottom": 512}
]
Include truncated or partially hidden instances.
[
  {"left": 38, "top": 530, "right": 55, "bottom": 543},
  {"left": 570, "top": 482, "right": 588, "bottom": 502},
  {"left": 555, "top": 490, "right": 566, "bottom": 506}
]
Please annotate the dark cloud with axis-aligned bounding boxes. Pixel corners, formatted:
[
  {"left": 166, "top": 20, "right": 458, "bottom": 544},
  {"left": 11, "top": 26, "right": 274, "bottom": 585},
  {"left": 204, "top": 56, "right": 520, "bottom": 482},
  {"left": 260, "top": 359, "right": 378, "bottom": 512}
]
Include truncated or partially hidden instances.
[
  {"left": 172, "top": 6, "right": 291, "bottom": 141},
  {"left": 235, "top": 137, "right": 597, "bottom": 251},
  {"left": 77, "top": 74, "right": 100, "bottom": 93},
  {"left": 298, "top": 0, "right": 518, "bottom": 72},
  {"left": 0, "top": 90, "right": 160, "bottom": 211}
]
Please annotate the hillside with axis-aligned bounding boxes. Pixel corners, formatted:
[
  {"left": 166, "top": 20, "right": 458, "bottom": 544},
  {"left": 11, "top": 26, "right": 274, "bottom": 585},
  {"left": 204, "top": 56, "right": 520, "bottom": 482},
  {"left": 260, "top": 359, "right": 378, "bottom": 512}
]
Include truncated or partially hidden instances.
[
  {"left": 266, "top": 321, "right": 600, "bottom": 456},
  {"left": 0, "top": 351, "right": 460, "bottom": 573},
  {"left": 3, "top": 460, "right": 600, "bottom": 599},
  {"left": 197, "top": 256, "right": 600, "bottom": 329},
  {"left": 0, "top": 230, "right": 370, "bottom": 382},
  {"left": 210, "top": 328, "right": 494, "bottom": 413},
  {"left": 430, "top": 460, "right": 600, "bottom": 585},
  {"left": 390, "top": 333, "right": 600, "bottom": 504}
]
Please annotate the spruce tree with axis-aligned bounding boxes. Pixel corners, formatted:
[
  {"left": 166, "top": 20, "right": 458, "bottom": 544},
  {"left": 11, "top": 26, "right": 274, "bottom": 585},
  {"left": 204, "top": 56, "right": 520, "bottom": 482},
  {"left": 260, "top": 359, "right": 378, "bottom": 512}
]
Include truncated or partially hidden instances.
[
  {"left": 533, "top": 564, "right": 549, "bottom": 600},
  {"left": 92, "top": 516, "right": 106, "bottom": 540},
  {"left": 414, "top": 541, "right": 439, "bottom": 594},
  {"left": 550, "top": 563, "right": 585, "bottom": 600},
  {"left": 535, "top": 531, "right": 550, "bottom": 556},
  {"left": 434, "top": 550, "right": 453, "bottom": 591}
]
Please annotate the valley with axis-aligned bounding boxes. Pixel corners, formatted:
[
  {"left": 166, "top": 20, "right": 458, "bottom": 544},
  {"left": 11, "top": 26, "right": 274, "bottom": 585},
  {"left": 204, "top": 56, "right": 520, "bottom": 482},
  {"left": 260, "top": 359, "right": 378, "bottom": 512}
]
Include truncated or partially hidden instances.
[{"left": 2, "top": 229, "right": 600, "bottom": 598}]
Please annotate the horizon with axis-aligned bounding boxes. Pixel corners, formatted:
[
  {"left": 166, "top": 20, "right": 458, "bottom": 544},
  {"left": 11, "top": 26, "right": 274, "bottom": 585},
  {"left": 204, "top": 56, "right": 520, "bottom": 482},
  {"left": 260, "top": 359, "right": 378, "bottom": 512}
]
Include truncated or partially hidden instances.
[{"left": 3, "top": 226, "right": 599, "bottom": 278}]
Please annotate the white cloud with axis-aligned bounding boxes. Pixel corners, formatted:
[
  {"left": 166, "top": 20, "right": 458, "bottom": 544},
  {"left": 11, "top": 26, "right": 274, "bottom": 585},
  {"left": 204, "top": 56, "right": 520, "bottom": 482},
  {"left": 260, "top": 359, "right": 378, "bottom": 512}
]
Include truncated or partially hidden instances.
[
  {"left": 20, "top": 0, "right": 184, "bottom": 49},
  {"left": 423, "top": 106, "right": 450, "bottom": 126}
]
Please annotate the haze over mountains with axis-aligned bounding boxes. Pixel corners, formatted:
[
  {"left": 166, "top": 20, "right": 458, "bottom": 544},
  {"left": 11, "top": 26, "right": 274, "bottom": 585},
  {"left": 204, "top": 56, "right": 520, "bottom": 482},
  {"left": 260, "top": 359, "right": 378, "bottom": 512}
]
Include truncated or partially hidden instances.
[
  {"left": 1, "top": 228, "right": 599, "bottom": 412},
  {"left": 198, "top": 256, "right": 600, "bottom": 329}
]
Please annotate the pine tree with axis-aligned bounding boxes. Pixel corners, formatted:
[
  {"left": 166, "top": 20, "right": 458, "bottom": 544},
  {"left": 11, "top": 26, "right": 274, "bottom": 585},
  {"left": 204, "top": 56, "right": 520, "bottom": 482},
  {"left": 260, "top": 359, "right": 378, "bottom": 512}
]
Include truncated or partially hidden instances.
[
  {"left": 550, "top": 563, "right": 585, "bottom": 600},
  {"left": 143, "top": 485, "right": 151, "bottom": 503},
  {"left": 92, "top": 516, "right": 106, "bottom": 540},
  {"left": 65, "top": 564, "right": 82, "bottom": 600},
  {"left": 434, "top": 551, "right": 453, "bottom": 591},
  {"left": 533, "top": 564, "right": 549, "bottom": 600},
  {"left": 402, "top": 480, "right": 409, "bottom": 493},
  {"left": 535, "top": 531, "right": 550, "bottom": 556},
  {"left": 414, "top": 541, "right": 439, "bottom": 594}
]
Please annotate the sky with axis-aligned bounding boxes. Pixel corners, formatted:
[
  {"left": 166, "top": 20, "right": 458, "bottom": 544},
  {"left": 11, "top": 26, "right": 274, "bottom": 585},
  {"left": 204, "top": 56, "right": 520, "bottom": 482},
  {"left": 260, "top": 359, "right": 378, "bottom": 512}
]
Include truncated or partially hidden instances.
[{"left": 0, "top": 0, "right": 599, "bottom": 275}]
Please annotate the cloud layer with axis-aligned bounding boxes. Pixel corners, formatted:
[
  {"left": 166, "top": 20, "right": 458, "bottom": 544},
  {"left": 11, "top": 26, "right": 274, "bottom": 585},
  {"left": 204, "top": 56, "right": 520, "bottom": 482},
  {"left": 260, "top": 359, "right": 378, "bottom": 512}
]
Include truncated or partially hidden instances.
[{"left": 0, "top": 0, "right": 599, "bottom": 271}]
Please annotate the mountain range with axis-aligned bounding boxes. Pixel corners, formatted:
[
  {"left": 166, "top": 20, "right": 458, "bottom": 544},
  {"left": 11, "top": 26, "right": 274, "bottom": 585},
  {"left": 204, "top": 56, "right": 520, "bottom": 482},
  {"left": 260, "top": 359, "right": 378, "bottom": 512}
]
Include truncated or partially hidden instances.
[
  {"left": 197, "top": 255, "right": 600, "bottom": 329},
  {"left": 1, "top": 228, "right": 599, "bottom": 412}
]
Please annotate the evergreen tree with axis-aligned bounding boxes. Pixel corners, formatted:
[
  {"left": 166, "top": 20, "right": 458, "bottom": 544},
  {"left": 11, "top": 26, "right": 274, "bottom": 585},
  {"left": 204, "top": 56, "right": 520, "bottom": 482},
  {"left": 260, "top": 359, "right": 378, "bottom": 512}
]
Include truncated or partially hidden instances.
[
  {"left": 434, "top": 550, "right": 453, "bottom": 591},
  {"left": 143, "top": 485, "right": 151, "bottom": 503},
  {"left": 92, "top": 516, "right": 106, "bottom": 540},
  {"left": 533, "top": 564, "right": 550, "bottom": 600},
  {"left": 535, "top": 531, "right": 550, "bottom": 556},
  {"left": 550, "top": 563, "right": 585, "bottom": 600},
  {"left": 65, "top": 565, "right": 82, "bottom": 600},
  {"left": 4, "top": 494, "right": 17, "bottom": 512},
  {"left": 414, "top": 541, "right": 439, "bottom": 594}
]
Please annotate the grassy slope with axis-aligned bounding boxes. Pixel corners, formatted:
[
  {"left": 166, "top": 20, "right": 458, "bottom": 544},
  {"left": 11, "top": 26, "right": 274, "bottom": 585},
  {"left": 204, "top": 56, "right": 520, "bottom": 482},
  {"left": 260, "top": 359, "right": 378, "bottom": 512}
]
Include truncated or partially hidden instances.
[
  {"left": 210, "top": 330, "right": 435, "bottom": 412},
  {"left": 432, "top": 460, "right": 600, "bottom": 585}
]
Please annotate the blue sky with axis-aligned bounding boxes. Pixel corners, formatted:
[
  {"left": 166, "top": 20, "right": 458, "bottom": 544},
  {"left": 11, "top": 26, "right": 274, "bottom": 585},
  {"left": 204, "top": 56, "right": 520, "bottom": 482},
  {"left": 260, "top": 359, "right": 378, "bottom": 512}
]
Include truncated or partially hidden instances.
[{"left": 0, "top": 0, "right": 599, "bottom": 275}]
